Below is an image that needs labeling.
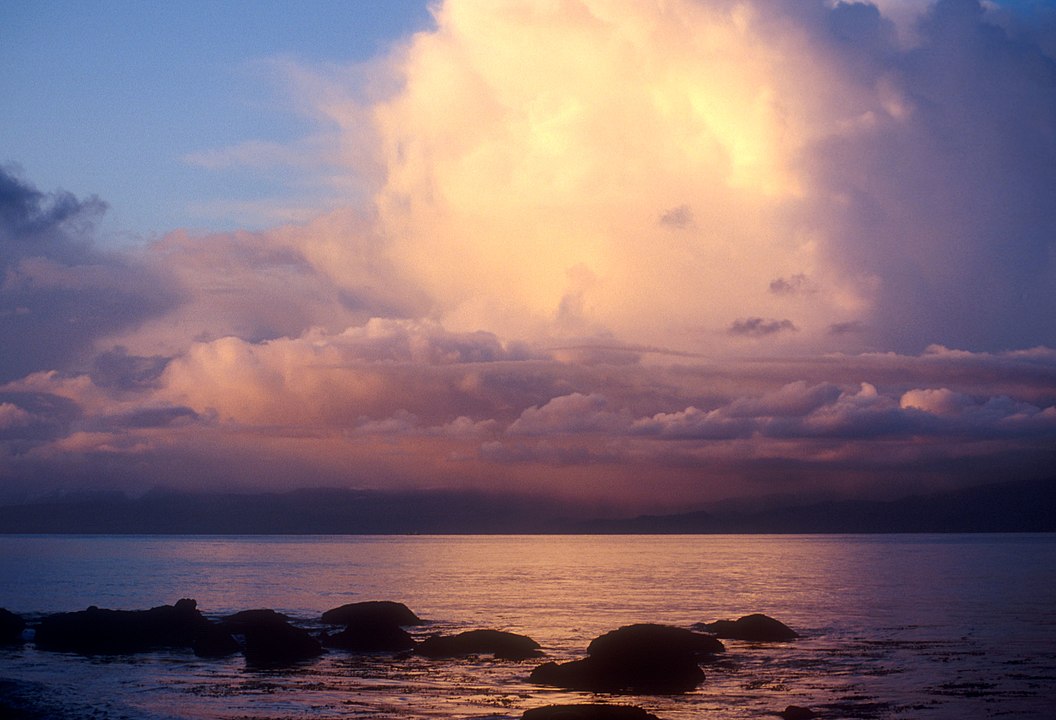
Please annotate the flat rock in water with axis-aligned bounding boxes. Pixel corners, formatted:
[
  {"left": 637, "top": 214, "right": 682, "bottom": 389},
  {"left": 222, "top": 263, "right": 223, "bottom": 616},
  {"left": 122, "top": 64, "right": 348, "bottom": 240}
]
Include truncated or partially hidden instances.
[
  {"left": 780, "top": 705, "right": 818, "bottom": 720},
  {"left": 416, "top": 629, "right": 542, "bottom": 659},
  {"left": 320, "top": 600, "right": 422, "bottom": 626},
  {"left": 522, "top": 703, "right": 662, "bottom": 720},
  {"left": 694, "top": 613, "right": 799, "bottom": 641},
  {"left": 34, "top": 599, "right": 209, "bottom": 654}
]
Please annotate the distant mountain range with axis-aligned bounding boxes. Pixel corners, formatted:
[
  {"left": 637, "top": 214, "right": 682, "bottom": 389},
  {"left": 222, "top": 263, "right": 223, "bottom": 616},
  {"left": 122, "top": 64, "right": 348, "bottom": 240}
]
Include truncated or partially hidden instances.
[
  {"left": 0, "top": 477, "right": 1052, "bottom": 534},
  {"left": 580, "top": 476, "right": 1056, "bottom": 534}
]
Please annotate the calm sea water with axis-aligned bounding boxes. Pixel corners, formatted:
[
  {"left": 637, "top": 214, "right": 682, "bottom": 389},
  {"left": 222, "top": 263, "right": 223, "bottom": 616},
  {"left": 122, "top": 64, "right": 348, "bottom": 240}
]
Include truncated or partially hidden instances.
[{"left": 1, "top": 534, "right": 1055, "bottom": 719}]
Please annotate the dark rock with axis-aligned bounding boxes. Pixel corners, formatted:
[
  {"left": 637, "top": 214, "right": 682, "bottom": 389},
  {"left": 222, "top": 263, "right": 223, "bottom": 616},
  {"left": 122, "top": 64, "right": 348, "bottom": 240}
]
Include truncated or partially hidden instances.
[
  {"left": 320, "top": 600, "right": 422, "bottom": 626},
  {"left": 242, "top": 621, "right": 323, "bottom": 666},
  {"left": 694, "top": 614, "right": 798, "bottom": 641},
  {"left": 191, "top": 623, "right": 240, "bottom": 658},
  {"left": 530, "top": 624, "right": 722, "bottom": 694},
  {"left": 529, "top": 656, "right": 704, "bottom": 694},
  {"left": 415, "top": 629, "right": 542, "bottom": 660},
  {"left": 587, "top": 623, "right": 725, "bottom": 660},
  {"left": 34, "top": 599, "right": 209, "bottom": 654},
  {"left": 222, "top": 608, "right": 292, "bottom": 628},
  {"left": 780, "top": 706, "right": 817, "bottom": 720},
  {"left": 0, "top": 608, "right": 25, "bottom": 644},
  {"left": 530, "top": 659, "right": 624, "bottom": 692},
  {"left": 522, "top": 703, "right": 662, "bottom": 720},
  {"left": 320, "top": 622, "right": 416, "bottom": 652}
]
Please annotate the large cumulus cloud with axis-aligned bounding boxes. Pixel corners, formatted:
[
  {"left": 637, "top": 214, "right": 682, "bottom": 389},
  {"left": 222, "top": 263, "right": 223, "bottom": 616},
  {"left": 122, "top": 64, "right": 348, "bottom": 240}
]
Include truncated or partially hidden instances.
[
  {"left": 3, "top": 0, "right": 1056, "bottom": 507},
  {"left": 354, "top": 0, "right": 1056, "bottom": 353}
]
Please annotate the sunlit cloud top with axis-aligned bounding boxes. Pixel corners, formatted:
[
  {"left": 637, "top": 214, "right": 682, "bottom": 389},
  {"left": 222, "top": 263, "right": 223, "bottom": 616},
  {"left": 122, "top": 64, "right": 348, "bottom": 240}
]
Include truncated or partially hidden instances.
[{"left": 1, "top": 0, "right": 1054, "bottom": 508}]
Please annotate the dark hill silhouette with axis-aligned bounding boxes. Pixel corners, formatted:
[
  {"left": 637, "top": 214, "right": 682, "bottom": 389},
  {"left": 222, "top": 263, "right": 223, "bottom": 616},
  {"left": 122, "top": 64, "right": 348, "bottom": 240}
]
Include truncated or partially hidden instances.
[
  {"left": 0, "top": 477, "right": 1051, "bottom": 534},
  {"left": 581, "top": 476, "right": 1056, "bottom": 533}
]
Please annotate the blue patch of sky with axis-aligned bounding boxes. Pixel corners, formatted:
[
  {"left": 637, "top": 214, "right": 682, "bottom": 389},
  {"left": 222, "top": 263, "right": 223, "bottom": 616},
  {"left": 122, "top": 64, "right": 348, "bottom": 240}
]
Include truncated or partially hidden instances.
[{"left": 1, "top": 0, "right": 434, "bottom": 241}]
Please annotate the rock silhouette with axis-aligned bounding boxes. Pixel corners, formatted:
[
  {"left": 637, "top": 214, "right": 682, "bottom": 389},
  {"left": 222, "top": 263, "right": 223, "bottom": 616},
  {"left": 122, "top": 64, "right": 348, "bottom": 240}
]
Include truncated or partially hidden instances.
[
  {"left": 522, "top": 704, "right": 662, "bottom": 720},
  {"left": 34, "top": 599, "right": 209, "bottom": 654},
  {"left": 694, "top": 614, "right": 798, "bottom": 641},
  {"left": 416, "top": 629, "right": 542, "bottom": 659},
  {"left": 321, "top": 622, "right": 416, "bottom": 652},
  {"left": 530, "top": 624, "right": 723, "bottom": 693},
  {"left": 222, "top": 608, "right": 293, "bottom": 629},
  {"left": 191, "top": 623, "right": 240, "bottom": 658},
  {"left": 321, "top": 600, "right": 422, "bottom": 626},
  {"left": 242, "top": 619, "right": 324, "bottom": 666},
  {"left": 780, "top": 706, "right": 818, "bottom": 720},
  {"left": 0, "top": 608, "right": 25, "bottom": 644}
]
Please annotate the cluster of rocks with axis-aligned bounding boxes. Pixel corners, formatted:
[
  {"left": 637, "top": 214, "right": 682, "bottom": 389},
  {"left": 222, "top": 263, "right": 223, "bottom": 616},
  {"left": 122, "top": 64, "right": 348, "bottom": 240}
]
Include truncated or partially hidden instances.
[{"left": 0, "top": 601, "right": 810, "bottom": 718}]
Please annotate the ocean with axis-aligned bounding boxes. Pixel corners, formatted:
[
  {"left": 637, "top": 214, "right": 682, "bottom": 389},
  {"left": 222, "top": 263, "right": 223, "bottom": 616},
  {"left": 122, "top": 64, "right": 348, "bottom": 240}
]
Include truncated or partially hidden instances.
[{"left": 1, "top": 534, "right": 1054, "bottom": 719}]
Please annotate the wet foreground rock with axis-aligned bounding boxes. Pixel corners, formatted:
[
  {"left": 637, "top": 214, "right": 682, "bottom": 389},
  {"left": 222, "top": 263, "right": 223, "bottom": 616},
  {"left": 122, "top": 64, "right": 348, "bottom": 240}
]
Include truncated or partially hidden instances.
[
  {"left": 34, "top": 599, "right": 210, "bottom": 654},
  {"left": 416, "top": 629, "right": 542, "bottom": 660},
  {"left": 522, "top": 703, "right": 663, "bottom": 720},
  {"left": 694, "top": 613, "right": 799, "bottom": 641},
  {"left": 530, "top": 624, "right": 723, "bottom": 693}
]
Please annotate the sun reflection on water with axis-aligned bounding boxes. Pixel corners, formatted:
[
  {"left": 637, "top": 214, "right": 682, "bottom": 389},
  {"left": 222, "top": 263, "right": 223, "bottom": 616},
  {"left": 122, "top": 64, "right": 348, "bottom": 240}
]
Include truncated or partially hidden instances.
[{"left": 1, "top": 534, "right": 1054, "bottom": 719}]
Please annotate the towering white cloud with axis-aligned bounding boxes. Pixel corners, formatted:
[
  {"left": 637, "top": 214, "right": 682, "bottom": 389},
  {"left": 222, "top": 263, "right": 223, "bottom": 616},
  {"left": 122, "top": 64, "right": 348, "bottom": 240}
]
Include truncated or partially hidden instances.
[
  {"left": 357, "top": 0, "right": 1055, "bottom": 354},
  {"left": 2, "top": 1, "right": 1055, "bottom": 507}
]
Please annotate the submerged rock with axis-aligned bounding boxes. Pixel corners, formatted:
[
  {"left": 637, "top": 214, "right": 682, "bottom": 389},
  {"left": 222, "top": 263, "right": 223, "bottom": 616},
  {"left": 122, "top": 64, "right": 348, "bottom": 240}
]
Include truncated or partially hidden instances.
[
  {"left": 0, "top": 608, "right": 25, "bottom": 644},
  {"left": 522, "top": 703, "right": 663, "bottom": 720},
  {"left": 530, "top": 624, "right": 722, "bottom": 694},
  {"left": 34, "top": 598, "right": 209, "bottom": 654},
  {"left": 694, "top": 614, "right": 799, "bottom": 641},
  {"left": 320, "top": 600, "right": 422, "bottom": 626},
  {"left": 416, "top": 629, "right": 542, "bottom": 660}
]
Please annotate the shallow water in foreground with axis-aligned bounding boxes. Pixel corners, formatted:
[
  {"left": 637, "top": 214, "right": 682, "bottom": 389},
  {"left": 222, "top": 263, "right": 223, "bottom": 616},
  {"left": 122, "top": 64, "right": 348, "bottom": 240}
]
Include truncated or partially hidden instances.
[{"left": 1, "top": 534, "right": 1055, "bottom": 719}]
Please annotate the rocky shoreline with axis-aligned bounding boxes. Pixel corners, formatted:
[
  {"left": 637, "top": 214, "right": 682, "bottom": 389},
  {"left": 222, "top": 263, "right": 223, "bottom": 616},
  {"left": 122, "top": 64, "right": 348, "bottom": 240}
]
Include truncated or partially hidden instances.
[{"left": 1, "top": 599, "right": 813, "bottom": 719}]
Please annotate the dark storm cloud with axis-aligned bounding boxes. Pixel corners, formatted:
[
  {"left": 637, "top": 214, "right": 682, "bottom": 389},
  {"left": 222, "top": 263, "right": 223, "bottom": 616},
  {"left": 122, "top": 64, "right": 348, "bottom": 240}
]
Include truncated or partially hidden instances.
[
  {"left": 728, "top": 317, "right": 798, "bottom": 337},
  {"left": 89, "top": 347, "right": 171, "bottom": 391},
  {"left": 0, "top": 391, "right": 81, "bottom": 443},
  {"left": 93, "top": 405, "right": 200, "bottom": 431},
  {"left": 828, "top": 321, "right": 866, "bottom": 335},
  {"left": 659, "top": 204, "right": 694, "bottom": 229},
  {"left": 0, "top": 168, "right": 180, "bottom": 382},
  {"left": 769, "top": 274, "right": 816, "bottom": 296},
  {"left": 807, "top": 0, "right": 1056, "bottom": 352}
]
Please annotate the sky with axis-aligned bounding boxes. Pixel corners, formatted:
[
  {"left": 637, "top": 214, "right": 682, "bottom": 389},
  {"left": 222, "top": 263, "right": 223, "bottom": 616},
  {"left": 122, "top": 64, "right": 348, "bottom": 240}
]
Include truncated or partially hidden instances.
[{"left": 1, "top": 0, "right": 1055, "bottom": 512}]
